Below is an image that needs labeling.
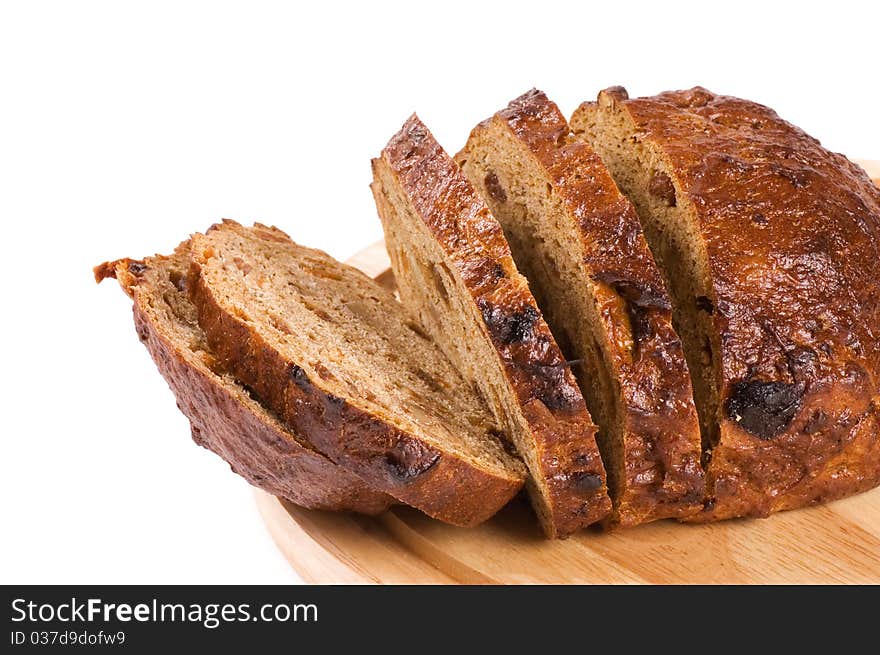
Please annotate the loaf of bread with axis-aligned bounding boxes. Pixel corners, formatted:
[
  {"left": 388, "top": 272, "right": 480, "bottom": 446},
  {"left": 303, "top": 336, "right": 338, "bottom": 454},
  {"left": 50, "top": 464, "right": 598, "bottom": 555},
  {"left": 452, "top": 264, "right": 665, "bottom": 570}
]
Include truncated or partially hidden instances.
[
  {"left": 372, "top": 115, "right": 611, "bottom": 537},
  {"left": 572, "top": 87, "right": 880, "bottom": 521},
  {"left": 96, "top": 86, "right": 880, "bottom": 536},
  {"left": 458, "top": 90, "right": 704, "bottom": 526},
  {"left": 95, "top": 245, "right": 394, "bottom": 514},
  {"left": 188, "top": 220, "right": 526, "bottom": 527}
]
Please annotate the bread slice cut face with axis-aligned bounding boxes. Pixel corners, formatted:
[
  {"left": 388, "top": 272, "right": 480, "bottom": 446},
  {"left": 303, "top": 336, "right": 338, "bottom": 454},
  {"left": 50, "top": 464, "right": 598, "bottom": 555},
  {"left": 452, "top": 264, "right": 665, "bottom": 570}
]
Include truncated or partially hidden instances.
[
  {"left": 372, "top": 115, "right": 611, "bottom": 537},
  {"left": 458, "top": 90, "right": 704, "bottom": 526},
  {"left": 188, "top": 221, "right": 526, "bottom": 527}
]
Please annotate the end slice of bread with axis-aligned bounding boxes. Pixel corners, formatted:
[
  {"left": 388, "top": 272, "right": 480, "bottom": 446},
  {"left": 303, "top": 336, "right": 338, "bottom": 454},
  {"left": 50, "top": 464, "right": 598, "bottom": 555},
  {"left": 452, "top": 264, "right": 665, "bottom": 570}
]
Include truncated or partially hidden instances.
[
  {"left": 372, "top": 115, "right": 611, "bottom": 537},
  {"left": 458, "top": 90, "right": 704, "bottom": 526},
  {"left": 188, "top": 221, "right": 526, "bottom": 527},
  {"left": 95, "top": 245, "right": 394, "bottom": 514},
  {"left": 573, "top": 86, "right": 880, "bottom": 521}
]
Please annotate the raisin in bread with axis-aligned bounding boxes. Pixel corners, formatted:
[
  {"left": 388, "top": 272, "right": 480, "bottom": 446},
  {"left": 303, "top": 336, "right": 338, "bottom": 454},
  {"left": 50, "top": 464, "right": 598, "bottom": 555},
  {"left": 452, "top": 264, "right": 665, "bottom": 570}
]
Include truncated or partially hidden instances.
[
  {"left": 371, "top": 115, "right": 611, "bottom": 537},
  {"left": 188, "top": 221, "right": 526, "bottom": 527},
  {"left": 572, "top": 86, "right": 880, "bottom": 521},
  {"left": 458, "top": 90, "right": 704, "bottom": 526},
  {"left": 95, "top": 245, "right": 394, "bottom": 514}
]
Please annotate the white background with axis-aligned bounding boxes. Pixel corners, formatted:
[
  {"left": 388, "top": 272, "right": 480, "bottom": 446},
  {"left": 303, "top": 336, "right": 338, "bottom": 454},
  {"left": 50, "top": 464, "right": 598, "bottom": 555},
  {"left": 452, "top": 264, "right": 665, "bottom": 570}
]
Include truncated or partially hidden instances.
[{"left": 1, "top": 0, "right": 878, "bottom": 584}]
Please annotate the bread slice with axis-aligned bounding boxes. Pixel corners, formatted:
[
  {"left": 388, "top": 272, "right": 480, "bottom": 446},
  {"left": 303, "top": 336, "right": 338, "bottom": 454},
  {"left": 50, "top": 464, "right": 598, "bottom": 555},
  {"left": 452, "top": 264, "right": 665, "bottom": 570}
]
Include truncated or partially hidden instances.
[
  {"left": 572, "top": 86, "right": 880, "bottom": 521},
  {"left": 371, "top": 115, "right": 611, "bottom": 537},
  {"left": 457, "top": 90, "right": 704, "bottom": 526},
  {"left": 188, "top": 221, "right": 526, "bottom": 527},
  {"left": 95, "top": 245, "right": 394, "bottom": 514}
]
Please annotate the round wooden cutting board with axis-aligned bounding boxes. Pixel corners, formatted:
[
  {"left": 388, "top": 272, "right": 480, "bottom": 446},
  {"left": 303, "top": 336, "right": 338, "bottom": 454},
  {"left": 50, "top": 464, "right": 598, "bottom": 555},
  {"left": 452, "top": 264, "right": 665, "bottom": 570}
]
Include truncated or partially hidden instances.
[{"left": 257, "top": 161, "right": 880, "bottom": 584}]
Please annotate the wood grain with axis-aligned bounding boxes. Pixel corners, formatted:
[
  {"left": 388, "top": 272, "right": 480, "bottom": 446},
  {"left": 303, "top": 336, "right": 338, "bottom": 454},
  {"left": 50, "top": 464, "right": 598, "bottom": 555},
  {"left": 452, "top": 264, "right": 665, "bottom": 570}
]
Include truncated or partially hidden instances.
[{"left": 256, "top": 160, "right": 880, "bottom": 584}]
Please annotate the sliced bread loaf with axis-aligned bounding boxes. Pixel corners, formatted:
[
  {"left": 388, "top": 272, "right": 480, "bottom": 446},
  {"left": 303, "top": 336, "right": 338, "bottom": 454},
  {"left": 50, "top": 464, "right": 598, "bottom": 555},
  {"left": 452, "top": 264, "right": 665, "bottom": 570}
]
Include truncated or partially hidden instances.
[
  {"left": 457, "top": 90, "right": 704, "bottom": 526},
  {"left": 95, "top": 245, "right": 394, "bottom": 514},
  {"left": 371, "top": 115, "right": 611, "bottom": 537},
  {"left": 573, "top": 86, "right": 880, "bottom": 521},
  {"left": 188, "top": 221, "right": 526, "bottom": 527}
]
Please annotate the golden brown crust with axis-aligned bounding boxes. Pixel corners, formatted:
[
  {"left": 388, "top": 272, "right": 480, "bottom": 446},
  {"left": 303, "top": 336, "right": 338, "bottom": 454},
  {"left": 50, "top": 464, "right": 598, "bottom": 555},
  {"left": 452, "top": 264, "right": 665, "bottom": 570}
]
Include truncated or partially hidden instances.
[
  {"left": 479, "top": 90, "right": 704, "bottom": 524},
  {"left": 188, "top": 224, "right": 524, "bottom": 527},
  {"left": 584, "top": 87, "right": 880, "bottom": 521},
  {"left": 95, "top": 250, "right": 394, "bottom": 514},
  {"left": 376, "top": 115, "right": 611, "bottom": 535}
]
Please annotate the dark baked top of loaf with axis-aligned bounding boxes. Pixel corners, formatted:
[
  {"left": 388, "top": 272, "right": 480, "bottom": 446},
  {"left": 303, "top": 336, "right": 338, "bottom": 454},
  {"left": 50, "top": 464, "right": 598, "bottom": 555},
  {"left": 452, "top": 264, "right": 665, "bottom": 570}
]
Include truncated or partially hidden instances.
[
  {"left": 588, "top": 87, "right": 880, "bottom": 518},
  {"left": 603, "top": 87, "right": 880, "bottom": 391},
  {"left": 95, "top": 245, "right": 394, "bottom": 514}
]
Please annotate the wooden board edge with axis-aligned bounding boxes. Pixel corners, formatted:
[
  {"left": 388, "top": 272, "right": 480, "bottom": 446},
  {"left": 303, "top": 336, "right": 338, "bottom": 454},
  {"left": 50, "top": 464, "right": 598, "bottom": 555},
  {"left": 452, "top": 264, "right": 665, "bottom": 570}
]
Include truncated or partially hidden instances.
[
  {"left": 344, "top": 240, "right": 392, "bottom": 279},
  {"left": 857, "top": 158, "right": 880, "bottom": 185},
  {"left": 254, "top": 490, "right": 373, "bottom": 584},
  {"left": 254, "top": 491, "right": 456, "bottom": 584}
]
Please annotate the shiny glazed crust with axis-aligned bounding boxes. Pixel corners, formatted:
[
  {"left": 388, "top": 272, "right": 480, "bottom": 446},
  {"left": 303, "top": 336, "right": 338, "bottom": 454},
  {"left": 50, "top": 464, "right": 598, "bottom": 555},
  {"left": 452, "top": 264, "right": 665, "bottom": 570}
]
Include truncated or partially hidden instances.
[
  {"left": 463, "top": 90, "right": 704, "bottom": 524},
  {"left": 576, "top": 87, "right": 880, "bottom": 521},
  {"left": 95, "top": 248, "right": 394, "bottom": 514},
  {"left": 374, "top": 116, "right": 611, "bottom": 536},
  {"left": 188, "top": 223, "right": 525, "bottom": 527}
]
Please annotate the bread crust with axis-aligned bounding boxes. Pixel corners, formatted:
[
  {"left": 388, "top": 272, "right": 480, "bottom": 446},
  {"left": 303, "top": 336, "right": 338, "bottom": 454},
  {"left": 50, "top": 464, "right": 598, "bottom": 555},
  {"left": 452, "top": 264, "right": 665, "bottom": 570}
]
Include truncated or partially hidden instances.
[
  {"left": 375, "top": 116, "right": 611, "bottom": 536},
  {"left": 579, "top": 87, "right": 880, "bottom": 521},
  {"left": 465, "top": 90, "right": 704, "bottom": 525},
  {"left": 189, "top": 222, "right": 525, "bottom": 527},
  {"left": 96, "top": 249, "right": 394, "bottom": 514}
]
